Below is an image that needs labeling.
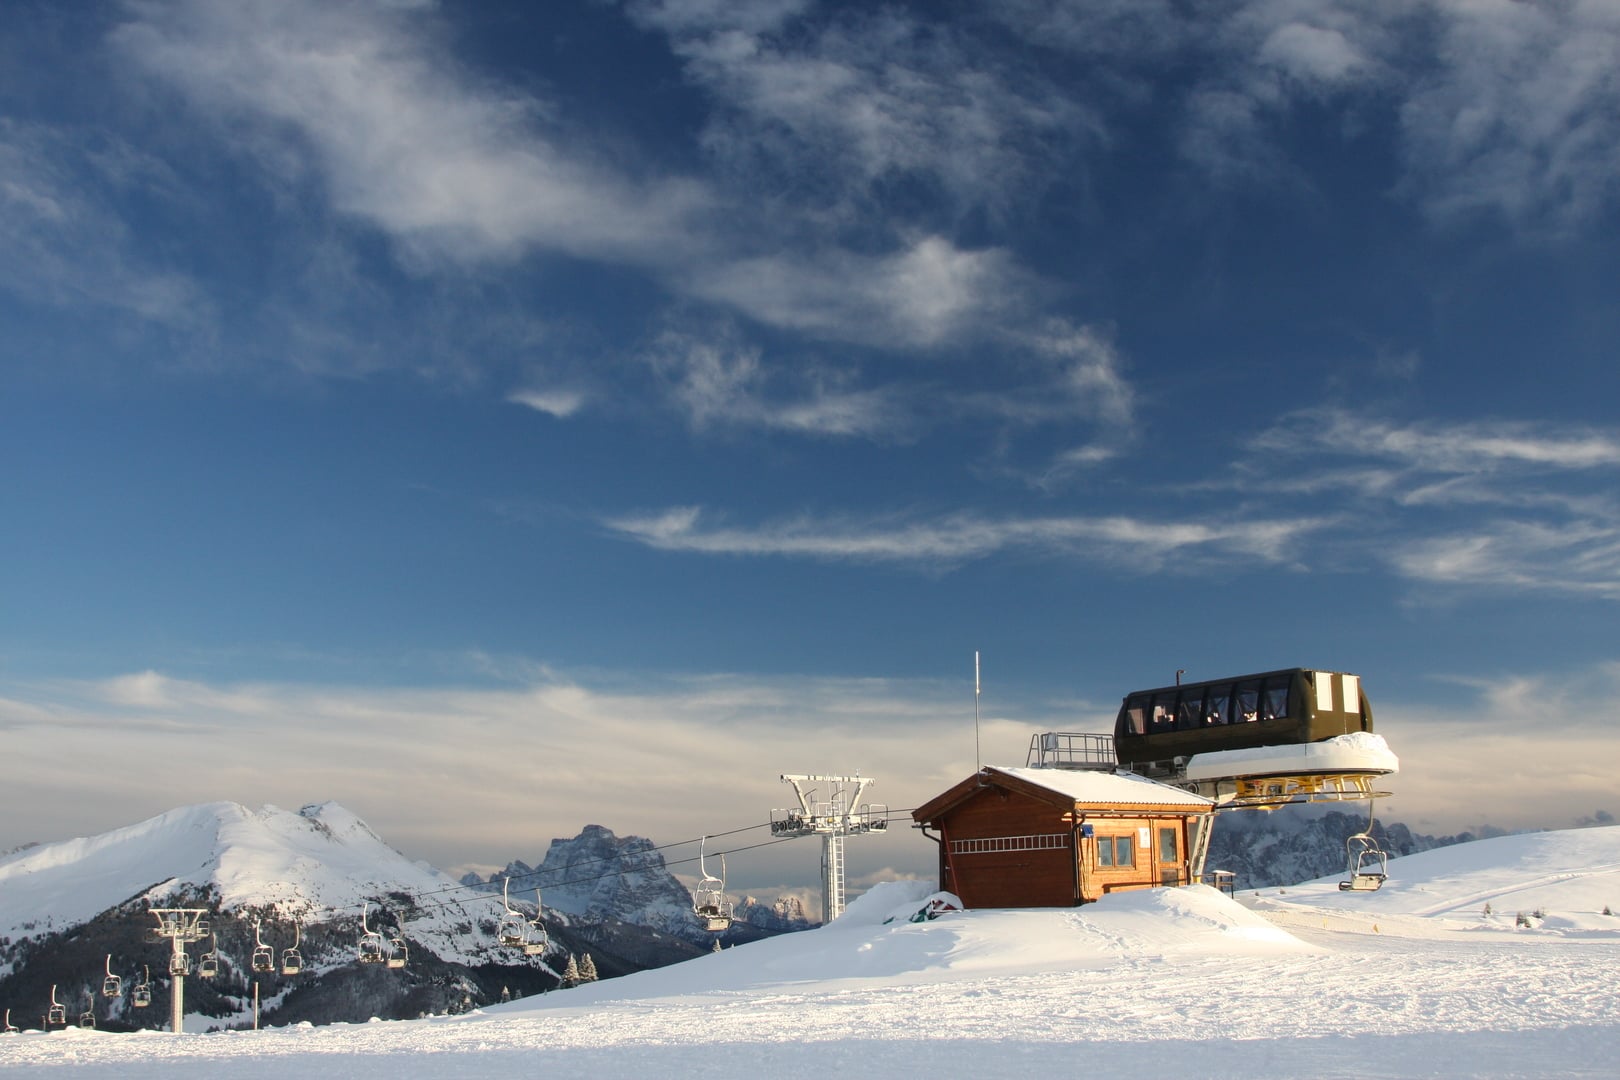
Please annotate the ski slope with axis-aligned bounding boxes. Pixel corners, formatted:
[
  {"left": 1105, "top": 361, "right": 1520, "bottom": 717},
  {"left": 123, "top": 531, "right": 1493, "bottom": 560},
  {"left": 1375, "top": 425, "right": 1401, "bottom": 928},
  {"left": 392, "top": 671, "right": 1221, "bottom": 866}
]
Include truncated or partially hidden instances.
[{"left": 4, "top": 827, "right": 1619, "bottom": 1078}]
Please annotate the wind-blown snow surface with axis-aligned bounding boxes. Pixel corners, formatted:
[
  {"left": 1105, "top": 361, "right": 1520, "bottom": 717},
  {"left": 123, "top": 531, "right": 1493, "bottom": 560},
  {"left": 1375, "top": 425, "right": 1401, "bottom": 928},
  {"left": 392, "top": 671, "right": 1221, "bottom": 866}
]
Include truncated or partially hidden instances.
[{"left": 5, "top": 828, "right": 1620, "bottom": 1078}]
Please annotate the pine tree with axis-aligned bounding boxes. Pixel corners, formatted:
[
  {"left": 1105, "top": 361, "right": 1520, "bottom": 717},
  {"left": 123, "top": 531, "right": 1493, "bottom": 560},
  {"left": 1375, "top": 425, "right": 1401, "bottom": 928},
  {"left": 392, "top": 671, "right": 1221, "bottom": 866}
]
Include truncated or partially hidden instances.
[
  {"left": 579, "top": 953, "right": 598, "bottom": 982},
  {"left": 560, "top": 954, "right": 581, "bottom": 988}
]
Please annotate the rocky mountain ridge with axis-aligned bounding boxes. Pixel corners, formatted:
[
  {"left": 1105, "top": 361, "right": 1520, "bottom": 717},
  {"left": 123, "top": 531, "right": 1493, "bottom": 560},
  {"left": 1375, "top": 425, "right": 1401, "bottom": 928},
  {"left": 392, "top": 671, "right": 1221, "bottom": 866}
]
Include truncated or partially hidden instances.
[{"left": 0, "top": 803, "right": 718, "bottom": 1031}]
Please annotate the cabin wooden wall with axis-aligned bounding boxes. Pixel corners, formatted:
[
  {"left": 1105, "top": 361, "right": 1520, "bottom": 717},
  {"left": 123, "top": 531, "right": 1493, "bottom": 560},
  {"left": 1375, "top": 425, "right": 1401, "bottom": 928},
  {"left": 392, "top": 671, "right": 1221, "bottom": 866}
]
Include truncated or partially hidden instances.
[
  {"left": 933, "top": 784, "right": 1201, "bottom": 908},
  {"left": 936, "top": 786, "right": 1078, "bottom": 908}
]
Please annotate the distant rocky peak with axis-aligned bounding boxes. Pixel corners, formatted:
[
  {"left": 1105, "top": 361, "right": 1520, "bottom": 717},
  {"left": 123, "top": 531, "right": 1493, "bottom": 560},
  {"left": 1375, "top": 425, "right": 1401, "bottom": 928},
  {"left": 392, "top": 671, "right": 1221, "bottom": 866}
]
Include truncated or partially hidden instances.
[{"left": 529, "top": 825, "right": 693, "bottom": 934}]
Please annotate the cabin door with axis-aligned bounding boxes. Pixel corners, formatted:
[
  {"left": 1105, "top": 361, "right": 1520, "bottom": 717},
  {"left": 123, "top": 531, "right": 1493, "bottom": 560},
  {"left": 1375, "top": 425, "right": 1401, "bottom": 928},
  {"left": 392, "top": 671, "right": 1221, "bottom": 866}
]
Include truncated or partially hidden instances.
[{"left": 1157, "top": 826, "right": 1183, "bottom": 886}]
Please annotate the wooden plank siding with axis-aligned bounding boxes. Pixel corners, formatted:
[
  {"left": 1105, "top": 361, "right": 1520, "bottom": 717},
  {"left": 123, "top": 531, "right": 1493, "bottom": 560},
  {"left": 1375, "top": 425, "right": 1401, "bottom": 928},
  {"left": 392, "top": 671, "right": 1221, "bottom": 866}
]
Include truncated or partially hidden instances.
[
  {"left": 933, "top": 785, "right": 1078, "bottom": 907},
  {"left": 915, "top": 770, "right": 1210, "bottom": 908}
]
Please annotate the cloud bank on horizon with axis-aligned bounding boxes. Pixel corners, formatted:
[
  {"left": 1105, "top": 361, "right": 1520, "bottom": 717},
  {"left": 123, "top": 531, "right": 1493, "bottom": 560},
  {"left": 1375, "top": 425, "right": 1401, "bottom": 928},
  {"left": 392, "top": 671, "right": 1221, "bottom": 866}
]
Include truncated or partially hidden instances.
[{"left": 2, "top": 1, "right": 1617, "bottom": 885}]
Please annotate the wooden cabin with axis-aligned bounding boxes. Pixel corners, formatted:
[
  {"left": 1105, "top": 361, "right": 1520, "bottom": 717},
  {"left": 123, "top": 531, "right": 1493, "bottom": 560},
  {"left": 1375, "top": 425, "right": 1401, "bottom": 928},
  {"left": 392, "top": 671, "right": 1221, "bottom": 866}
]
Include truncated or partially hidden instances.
[{"left": 911, "top": 766, "right": 1214, "bottom": 908}]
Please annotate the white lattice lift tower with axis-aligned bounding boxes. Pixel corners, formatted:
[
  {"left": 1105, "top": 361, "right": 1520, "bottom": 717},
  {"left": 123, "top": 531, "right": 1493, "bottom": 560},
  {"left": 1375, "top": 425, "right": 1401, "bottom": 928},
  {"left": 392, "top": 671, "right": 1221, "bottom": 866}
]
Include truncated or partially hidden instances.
[
  {"left": 771, "top": 774, "right": 887, "bottom": 923},
  {"left": 149, "top": 908, "right": 209, "bottom": 1035}
]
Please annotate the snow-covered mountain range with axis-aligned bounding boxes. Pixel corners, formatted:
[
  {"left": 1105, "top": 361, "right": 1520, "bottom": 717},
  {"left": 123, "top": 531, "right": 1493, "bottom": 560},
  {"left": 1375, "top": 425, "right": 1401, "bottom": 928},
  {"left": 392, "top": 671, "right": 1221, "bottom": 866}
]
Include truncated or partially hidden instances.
[{"left": 0, "top": 803, "right": 712, "bottom": 1030}]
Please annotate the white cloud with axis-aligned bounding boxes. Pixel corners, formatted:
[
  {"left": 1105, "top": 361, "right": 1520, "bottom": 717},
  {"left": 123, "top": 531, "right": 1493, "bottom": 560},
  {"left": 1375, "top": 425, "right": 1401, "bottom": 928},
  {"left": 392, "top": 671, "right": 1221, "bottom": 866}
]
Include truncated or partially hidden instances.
[
  {"left": 689, "top": 236, "right": 1024, "bottom": 349},
  {"left": 1258, "top": 22, "right": 1367, "bottom": 83},
  {"left": 1254, "top": 409, "right": 1620, "bottom": 473},
  {"left": 1376, "top": 663, "right": 1620, "bottom": 832},
  {"left": 7, "top": 660, "right": 1616, "bottom": 888},
  {"left": 108, "top": 1, "right": 1045, "bottom": 354},
  {"left": 603, "top": 505, "right": 1325, "bottom": 570},
  {"left": 1237, "top": 409, "right": 1620, "bottom": 599},
  {"left": 112, "top": 0, "right": 715, "bottom": 270},
  {"left": 0, "top": 667, "right": 1045, "bottom": 889},
  {"left": 508, "top": 388, "right": 586, "bottom": 420},
  {"left": 1399, "top": 0, "right": 1620, "bottom": 229},
  {"left": 641, "top": 4, "right": 1093, "bottom": 220},
  {"left": 1392, "top": 521, "right": 1620, "bottom": 601},
  {"left": 644, "top": 328, "right": 903, "bottom": 438}
]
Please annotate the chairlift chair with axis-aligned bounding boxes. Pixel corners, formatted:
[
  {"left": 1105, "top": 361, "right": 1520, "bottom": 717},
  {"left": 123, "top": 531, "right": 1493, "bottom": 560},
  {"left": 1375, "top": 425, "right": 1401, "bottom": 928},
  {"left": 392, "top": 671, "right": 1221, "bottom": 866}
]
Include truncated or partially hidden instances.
[
  {"left": 1339, "top": 804, "right": 1389, "bottom": 892},
  {"left": 281, "top": 922, "right": 303, "bottom": 976},
  {"left": 358, "top": 902, "right": 386, "bottom": 965},
  {"left": 197, "top": 933, "right": 220, "bottom": 979},
  {"left": 131, "top": 967, "right": 153, "bottom": 1008},
  {"left": 101, "top": 954, "right": 123, "bottom": 999},
  {"left": 497, "top": 877, "right": 530, "bottom": 949},
  {"left": 3, "top": 1008, "right": 19, "bottom": 1034},
  {"left": 169, "top": 951, "right": 192, "bottom": 977},
  {"left": 386, "top": 936, "right": 408, "bottom": 970},
  {"left": 78, "top": 1003, "right": 95, "bottom": 1029},
  {"left": 523, "top": 889, "right": 549, "bottom": 956},
  {"left": 692, "top": 838, "right": 734, "bottom": 933},
  {"left": 251, "top": 921, "right": 275, "bottom": 974},
  {"left": 46, "top": 986, "right": 66, "bottom": 1028}
]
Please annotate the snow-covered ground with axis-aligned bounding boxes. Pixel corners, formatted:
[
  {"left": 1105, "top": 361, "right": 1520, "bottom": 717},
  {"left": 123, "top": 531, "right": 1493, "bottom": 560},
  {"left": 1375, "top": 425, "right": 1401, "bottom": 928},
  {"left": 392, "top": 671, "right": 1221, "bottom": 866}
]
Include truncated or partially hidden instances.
[{"left": 5, "top": 826, "right": 1619, "bottom": 1078}]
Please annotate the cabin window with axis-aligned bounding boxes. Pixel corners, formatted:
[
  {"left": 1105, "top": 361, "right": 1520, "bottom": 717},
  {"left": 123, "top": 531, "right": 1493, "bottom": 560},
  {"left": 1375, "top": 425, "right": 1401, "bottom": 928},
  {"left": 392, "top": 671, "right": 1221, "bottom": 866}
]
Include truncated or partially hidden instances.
[
  {"left": 1158, "top": 827, "right": 1178, "bottom": 863},
  {"left": 1150, "top": 693, "right": 1176, "bottom": 733},
  {"left": 1123, "top": 695, "right": 1148, "bottom": 735},
  {"left": 1175, "top": 688, "right": 1204, "bottom": 731},
  {"left": 1234, "top": 679, "right": 1261, "bottom": 722},
  {"left": 1097, "top": 835, "right": 1135, "bottom": 868},
  {"left": 1202, "top": 683, "right": 1233, "bottom": 726},
  {"left": 1260, "top": 678, "right": 1290, "bottom": 721}
]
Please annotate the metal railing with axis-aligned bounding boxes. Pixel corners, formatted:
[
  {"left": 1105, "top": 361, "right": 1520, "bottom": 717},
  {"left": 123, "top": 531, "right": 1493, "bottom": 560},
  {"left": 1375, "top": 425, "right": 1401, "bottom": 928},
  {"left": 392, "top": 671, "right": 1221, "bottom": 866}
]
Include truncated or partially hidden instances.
[{"left": 1026, "top": 731, "right": 1117, "bottom": 770}]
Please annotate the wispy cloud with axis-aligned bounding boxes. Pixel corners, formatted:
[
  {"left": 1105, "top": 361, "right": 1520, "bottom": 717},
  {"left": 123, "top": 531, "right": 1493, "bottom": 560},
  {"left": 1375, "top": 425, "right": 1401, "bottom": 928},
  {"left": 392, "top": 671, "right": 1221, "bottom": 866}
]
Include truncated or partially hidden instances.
[
  {"left": 636, "top": 314, "right": 1135, "bottom": 450},
  {"left": 0, "top": 121, "right": 209, "bottom": 331},
  {"left": 1238, "top": 408, "right": 1620, "bottom": 599},
  {"left": 643, "top": 327, "right": 904, "bottom": 438},
  {"left": 688, "top": 236, "right": 1026, "bottom": 349},
  {"left": 1392, "top": 521, "right": 1620, "bottom": 601},
  {"left": 995, "top": 0, "right": 1620, "bottom": 229},
  {"left": 508, "top": 388, "right": 587, "bottom": 420},
  {"left": 634, "top": 3, "right": 1094, "bottom": 222},
  {"left": 603, "top": 505, "right": 1325, "bottom": 571},
  {"left": 112, "top": 0, "right": 716, "bottom": 270},
  {"left": 7, "top": 660, "right": 1617, "bottom": 881},
  {"left": 1253, "top": 409, "right": 1620, "bottom": 473},
  {"left": 0, "top": 666, "right": 1048, "bottom": 885}
]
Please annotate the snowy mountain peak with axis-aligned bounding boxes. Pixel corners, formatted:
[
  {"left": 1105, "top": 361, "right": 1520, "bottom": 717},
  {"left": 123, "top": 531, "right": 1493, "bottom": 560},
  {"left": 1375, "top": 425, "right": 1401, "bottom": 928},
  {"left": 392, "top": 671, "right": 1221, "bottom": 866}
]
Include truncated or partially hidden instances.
[
  {"left": 532, "top": 824, "right": 694, "bottom": 933},
  {"left": 0, "top": 801, "right": 498, "bottom": 966}
]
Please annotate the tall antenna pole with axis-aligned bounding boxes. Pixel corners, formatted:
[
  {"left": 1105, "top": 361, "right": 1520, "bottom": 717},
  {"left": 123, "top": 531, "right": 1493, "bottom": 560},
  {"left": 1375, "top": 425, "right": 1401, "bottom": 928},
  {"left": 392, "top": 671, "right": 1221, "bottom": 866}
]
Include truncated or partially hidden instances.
[{"left": 974, "top": 651, "right": 982, "bottom": 775}]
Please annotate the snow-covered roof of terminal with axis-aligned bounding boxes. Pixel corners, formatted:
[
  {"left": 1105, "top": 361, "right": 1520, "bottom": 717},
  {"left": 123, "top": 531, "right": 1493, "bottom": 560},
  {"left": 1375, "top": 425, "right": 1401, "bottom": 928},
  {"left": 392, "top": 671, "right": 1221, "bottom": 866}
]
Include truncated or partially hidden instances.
[{"left": 990, "top": 766, "right": 1214, "bottom": 808}]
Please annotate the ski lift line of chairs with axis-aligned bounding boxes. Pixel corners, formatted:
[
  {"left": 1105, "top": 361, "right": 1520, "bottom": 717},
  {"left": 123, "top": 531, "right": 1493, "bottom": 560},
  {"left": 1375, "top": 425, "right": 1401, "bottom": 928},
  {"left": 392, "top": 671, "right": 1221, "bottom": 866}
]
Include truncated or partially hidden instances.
[
  {"left": 692, "top": 836, "right": 734, "bottom": 933},
  {"left": 496, "top": 879, "right": 549, "bottom": 956},
  {"left": 101, "top": 953, "right": 122, "bottom": 999},
  {"left": 357, "top": 902, "right": 408, "bottom": 969}
]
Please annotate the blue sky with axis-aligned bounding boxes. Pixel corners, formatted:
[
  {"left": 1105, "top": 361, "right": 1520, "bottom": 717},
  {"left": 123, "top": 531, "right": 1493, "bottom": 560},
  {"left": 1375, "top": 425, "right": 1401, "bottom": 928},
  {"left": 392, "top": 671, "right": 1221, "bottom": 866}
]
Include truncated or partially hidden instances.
[{"left": 3, "top": 0, "right": 1618, "bottom": 897}]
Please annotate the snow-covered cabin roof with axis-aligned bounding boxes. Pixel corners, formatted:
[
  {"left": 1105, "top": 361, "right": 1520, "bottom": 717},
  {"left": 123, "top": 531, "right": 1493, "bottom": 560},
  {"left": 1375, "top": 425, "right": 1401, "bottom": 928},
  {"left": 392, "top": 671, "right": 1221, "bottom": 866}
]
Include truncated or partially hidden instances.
[
  {"left": 990, "top": 767, "right": 1214, "bottom": 808},
  {"left": 913, "top": 765, "right": 1212, "bottom": 824}
]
